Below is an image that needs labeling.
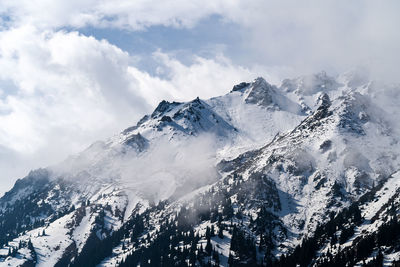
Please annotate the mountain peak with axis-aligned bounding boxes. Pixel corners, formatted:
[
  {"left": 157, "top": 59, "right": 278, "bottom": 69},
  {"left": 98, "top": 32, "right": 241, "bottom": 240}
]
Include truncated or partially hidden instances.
[
  {"left": 281, "top": 71, "right": 341, "bottom": 96},
  {"left": 171, "top": 97, "right": 236, "bottom": 136},
  {"left": 317, "top": 92, "right": 331, "bottom": 110},
  {"left": 245, "top": 77, "right": 277, "bottom": 106},
  {"left": 230, "top": 77, "right": 269, "bottom": 95},
  {"left": 339, "top": 68, "right": 370, "bottom": 87},
  {"left": 231, "top": 81, "right": 251, "bottom": 92},
  {"left": 151, "top": 100, "right": 181, "bottom": 119}
]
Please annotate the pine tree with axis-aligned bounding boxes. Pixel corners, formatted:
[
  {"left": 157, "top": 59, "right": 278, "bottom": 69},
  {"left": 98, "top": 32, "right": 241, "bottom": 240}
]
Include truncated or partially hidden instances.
[
  {"left": 189, "top": 249, "right": 196, "bottom": 266},
  {"left": 228, "top": 252, "right": 234, "bottom": 266},
  {"left": 28, "top": 238, "right": 34, "bottom": 250},
  {"left": 331, "top": 233, "right": 337, "bottom": 245},
  {"left": 218, "top": 226, "right": 224, "bottom": 239},
  {"left": 211, "top": 225, "right": 215, "bottom": 237},
  {"left": 223, "top": 198, "right": 234, "bottom": 219},
  {"left": 212, "top": 249, "right": 220, "bottom": 266},
  {"left": 353, "top": 205, "right": 362, "bottom": 224},
  {"left": 206, "top": 226, "right": 211, "bottom": 240},
  {"left": 206, "top": 238, "right": 212, "bottom": 255}
]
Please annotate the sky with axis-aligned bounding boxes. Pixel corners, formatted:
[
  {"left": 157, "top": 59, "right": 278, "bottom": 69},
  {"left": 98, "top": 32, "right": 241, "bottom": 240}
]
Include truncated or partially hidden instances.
[{"left": 0, "top": 0, "right": 399, "bottom": 195}]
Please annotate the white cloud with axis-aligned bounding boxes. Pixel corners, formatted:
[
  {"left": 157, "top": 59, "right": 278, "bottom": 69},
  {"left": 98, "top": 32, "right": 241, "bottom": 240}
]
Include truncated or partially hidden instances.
[
  {"left": 1, "top": 0, "right": 235, "bottom": 30},
  {"left": 0, "top": 25, "right": 260, "bottom": 194},
  {"left": 2, "top": 0, "right": 399, "bottom": 81},
  {"left": 230, "top": 1, "right": 400, "bottom": 82},
  {"left": 0, "top": 26, "right": 144, "bottom": 152},
  {"left": 130, "top": 51, "right": 270, "bottom": 103}
]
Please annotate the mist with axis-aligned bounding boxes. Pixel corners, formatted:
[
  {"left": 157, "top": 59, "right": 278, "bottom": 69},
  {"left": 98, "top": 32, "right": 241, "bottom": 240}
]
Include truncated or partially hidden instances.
[
  {"left": 119, "top": 134, "right": 219, "bottom": 202},
  {"left": 50, "top": 133, "right": 220, "bottom": 204}
]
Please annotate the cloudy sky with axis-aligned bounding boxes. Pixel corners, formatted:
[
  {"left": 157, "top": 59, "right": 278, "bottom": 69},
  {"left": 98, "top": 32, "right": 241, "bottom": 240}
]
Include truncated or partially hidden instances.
[{"left": 0, "top": 0, "right": 399, "bottom": 195}]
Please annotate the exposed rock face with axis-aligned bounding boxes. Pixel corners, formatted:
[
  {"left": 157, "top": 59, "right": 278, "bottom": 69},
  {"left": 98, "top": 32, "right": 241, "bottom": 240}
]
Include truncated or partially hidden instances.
[
  {"left": 123, "top": 133, "right": 148, "bottom": 152},
  {"left": 245, "top": 77, "right": 277, "bottom": 107},
  {"left": 231, "top": 81, "right": 250, "bottom": 92}
]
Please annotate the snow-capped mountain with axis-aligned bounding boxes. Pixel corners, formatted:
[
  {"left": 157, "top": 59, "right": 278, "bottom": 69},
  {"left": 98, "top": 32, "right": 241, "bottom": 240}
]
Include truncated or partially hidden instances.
[{"left": 0, "top": 71, "right": 400, "bottom": 266}]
